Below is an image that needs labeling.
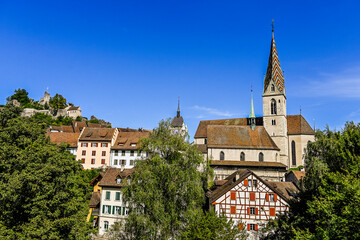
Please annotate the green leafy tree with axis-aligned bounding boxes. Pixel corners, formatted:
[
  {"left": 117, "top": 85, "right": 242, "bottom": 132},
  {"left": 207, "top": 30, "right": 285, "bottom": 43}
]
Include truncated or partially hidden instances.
[
  {"left": 180, "top": 211, "right": 247, "bottom": 240},
  {"left": 0, "top": 106, "right": 94, "bottom": 239},
  {"left": 49, "top": 94, "right": 67, "bottom": 109},
  {"left": 263, "top": 122, "right": 360, "bottom": 240},
  {"left": 6, "top": 88, "right": 31, "bottom": 106},
  {"left": 107, "top": 119, "right": 216, "bottom": 240}
]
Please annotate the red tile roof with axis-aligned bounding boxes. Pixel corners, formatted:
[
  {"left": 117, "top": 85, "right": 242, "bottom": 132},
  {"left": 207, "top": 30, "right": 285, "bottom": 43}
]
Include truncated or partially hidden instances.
[
  {"left": 98, "top": 168, "right": 134, "bottom": 187},
  {"left": 287, "top": 115, "right": 315, "bottom": 135},
  {"left": 88, "top": 192, "right": 101, "bottom": 208},
  {"left": 112, "top": 131, "right": 151, "bottom": 150},
  {"left": 79, "top": 128, "right": 116, "bottom": 142},
  {"left": 47, "top": 132, "right": 80, "bottom": 147},
  {"left": 194, "top": 118, "right": 248, "bottom": 138},
  {"left": 207, "top": 125, "right": 279, "bottom": 150},
  {"left": 210, "top": 160, "right": 286, "bottom": 168}
]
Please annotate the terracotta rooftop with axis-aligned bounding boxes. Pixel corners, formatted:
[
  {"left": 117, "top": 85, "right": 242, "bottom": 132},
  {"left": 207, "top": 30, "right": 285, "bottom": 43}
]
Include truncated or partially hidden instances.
[
  {"left": 67, "top": 106, "right": 80, "bottom": 111},
  {"left": 287, "top": 115, "right": 315, "bottom": 135},
  {"left": 210, "top": 160, "right": 287, "bottom": 168},
  {"left": 195, "top": 118, "right": 248, "bottom": 138},
  {"left": 112, "top": 131, "right": 151, "bottom": 150},
  {"left": 264, "top": 181, "right": 299, "bottom": 201},
  {"left": 207, "top": 125, "right": 279, "bottom": 150},
  {"left": 49, "top": 125, "right": 76, "bottom": 133},
  {"left": 47, "top": 132, "right": 80, "bottom": 147},
  {"left": 98, "top": 168, "right": 135, "bottom": 187},
  {"left": 79, "top": 128, "right": 116, "bottom": 142},
  {"left": 286, "top": 170, "right": 305, "bottom": 181}
]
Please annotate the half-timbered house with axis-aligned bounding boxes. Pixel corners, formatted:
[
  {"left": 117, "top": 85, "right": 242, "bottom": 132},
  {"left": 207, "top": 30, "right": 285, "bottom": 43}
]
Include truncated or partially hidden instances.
[{"left": 208, "top": 169, "right": 298, "bottom": 239}]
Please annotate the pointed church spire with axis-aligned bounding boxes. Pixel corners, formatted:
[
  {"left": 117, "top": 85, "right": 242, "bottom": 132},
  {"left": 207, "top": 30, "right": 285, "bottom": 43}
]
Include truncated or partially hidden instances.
[
  {"left": 177, "top": 96, "right": 180, "bottom": 118},
  {"left": 263, "top": 20, "right": 285, "bottom": 95},
  {"left": 249, "top": 87, "right": 255, "bottom": 118},
  {"left": 249, "top": 87, "right": 256, "bottom": 130}
]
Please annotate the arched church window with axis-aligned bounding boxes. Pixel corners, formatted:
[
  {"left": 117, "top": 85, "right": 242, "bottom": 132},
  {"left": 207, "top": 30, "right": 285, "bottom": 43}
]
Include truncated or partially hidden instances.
[
  {"left": 271, "top": 84, "right": 275, "bottom": 92},
  {"left": 271, "top": 99, "right": 277, "bottom": 115},
  {"left": 292, "top": 141, "right": 296, "bottom": 166},
  {"left": 220, "top": 151, "right": 225, "bottom": 161},
  {"left": 240, "top": 152, "right": 245, "bottom": 161},
  {"left": 259, "top": 152, "right": 264, "bottom": 162}
]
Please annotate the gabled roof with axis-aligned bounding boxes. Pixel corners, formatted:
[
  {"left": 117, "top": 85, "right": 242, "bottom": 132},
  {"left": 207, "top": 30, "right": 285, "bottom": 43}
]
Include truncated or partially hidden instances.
[
  {"left": 112, "top": 131, "right": 151, "bottom": 150},
  {"left": 90, "top": 172, "right": 105, "bottom": 186},
  {"left": 98, "top": 168, "right": 134, "bottom": 187},
  {"left": 47, "top": 132, "right": 80, "bottom": 148},
  {"left": 287, "top": 115, "right": 315, "bottom": 135},
  {"left": 264, "top": 31, "right": 285, "bottom": 94},
  {"left": 207, "top": 125, "right": 279, "bottom": 150},
  {"left": 208, "top": 169, "right": 298, "bottom": 203},
  {"left": 79, "top": 128, "right": 116, "bottom": 142},
  {"left": 67, "top": 106, "right": 80, "bottom": 111}
]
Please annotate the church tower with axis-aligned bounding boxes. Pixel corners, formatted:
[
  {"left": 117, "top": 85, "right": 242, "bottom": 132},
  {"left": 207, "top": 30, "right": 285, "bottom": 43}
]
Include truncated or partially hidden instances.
[{"left": 262, "top": 22, "right": 288, "bottom": 165}]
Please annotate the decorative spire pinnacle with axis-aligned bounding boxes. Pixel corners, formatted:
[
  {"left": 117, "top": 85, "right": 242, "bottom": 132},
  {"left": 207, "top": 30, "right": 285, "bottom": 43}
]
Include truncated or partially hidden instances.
[
  {"left": 263, "top": 21, "right": 285, "bottom": 95},
  {"left": 249, "top": 86, "right": 255, "bottom": 118},
  {"left": 177, "top": 96, "right": 180, "bottom": 118},
  {"left": 249, "top": 86, "right": 256, "bottom": 130}
]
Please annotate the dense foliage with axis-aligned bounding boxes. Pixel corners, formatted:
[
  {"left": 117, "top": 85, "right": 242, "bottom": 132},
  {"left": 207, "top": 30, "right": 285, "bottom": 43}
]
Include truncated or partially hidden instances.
[
  {"left": 106, "top": 119, "right": 243, "bottom": 240},
  {"left": 32, "top": 113, "right": 74, "bottom": 126},
  {"left": 49, "top": 94, "right": 67, "bottom": 109},
  {"left": 263, "top": 122, "right": 360, "bottom": 239},
  {"left": 6, "top": 88, "right": 44, "bottom": 110},
  {"left": 0, "top": 105, "right": 95, "bottom": 239}
]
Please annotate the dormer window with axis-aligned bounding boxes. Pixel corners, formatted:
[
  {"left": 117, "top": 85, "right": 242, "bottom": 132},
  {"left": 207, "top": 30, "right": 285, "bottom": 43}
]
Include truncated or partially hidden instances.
[
  {"left": 116, "top": 177, "right": 121, "bottom": 184},
  {"left": 130, "top": 143, "right": 137, "bottom": 147}
]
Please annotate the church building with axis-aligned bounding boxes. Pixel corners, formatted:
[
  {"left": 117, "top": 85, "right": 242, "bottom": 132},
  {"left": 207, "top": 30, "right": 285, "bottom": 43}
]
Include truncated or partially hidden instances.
[{"left": 194, "top": 26, "right": 315, "bottom": 181}]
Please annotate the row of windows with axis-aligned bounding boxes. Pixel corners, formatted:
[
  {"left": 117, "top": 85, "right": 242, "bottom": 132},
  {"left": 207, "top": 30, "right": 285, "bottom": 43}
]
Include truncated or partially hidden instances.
[
  {"left": 81, "top": 158, "right": 106, "bottom": 165},
  {"left": 102, "top": 205, "right": 129, "bottom": 216},
  {"left": 228, "top": 206, "right": 276, "bottom": 216},
  {"left": 113, "top": 159, "right": 136, "bottom": 166},
  {"left": 105, "top": 191, "right": 121, "bottom": 201},
  {"left": 81, "top": 150, "right": 107, "bottom": 156},
  {"left": 114, "top": 150, "right": 141, "bottom": 157},
  {"left": 81, "top": 142, "right": 108, "bottom": 147},
  {"left": 219, "top": 152, "right": 264, "bottom": 162},
  {"left": 230, "top": 190, "right": 277, "bottom": 202}
]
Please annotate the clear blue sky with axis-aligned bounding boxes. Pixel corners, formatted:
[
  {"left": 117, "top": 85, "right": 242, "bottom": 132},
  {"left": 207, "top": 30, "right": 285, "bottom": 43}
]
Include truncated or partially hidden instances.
[{"left": 1, "top": 1, "right": 360, "bottom": 138}]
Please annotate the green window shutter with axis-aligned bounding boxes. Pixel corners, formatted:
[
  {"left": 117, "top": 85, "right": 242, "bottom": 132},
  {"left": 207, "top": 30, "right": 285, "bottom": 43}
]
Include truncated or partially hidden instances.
[
  {"left": 108, "top": 205, "right": 111, "bottom": 213},
  {"left": 123, "top": 207, "right": 125, "bottom": 215},
  {"left": 106, "top": 191, "right": 110, "bottom": 200},
  {"left": 112, "top": 206, "right": 115, "bottom": 214},
  {"left": 119, "top": 206, "right": 122, "bottom": 215},
  {"left": 116, "top": 192, "right": 120, "bottom": 200},
  {"left": 102, "top": 205, "right": 105, "bottom": 214}
]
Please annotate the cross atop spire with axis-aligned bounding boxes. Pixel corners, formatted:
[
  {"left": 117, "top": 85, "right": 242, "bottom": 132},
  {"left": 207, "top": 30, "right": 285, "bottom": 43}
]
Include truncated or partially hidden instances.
[
  {"left": 177, "top": 96, "right": 180, "bottom": 118},
  {"left": 263, "top": 21, "right": 285, "bottom": 95}
]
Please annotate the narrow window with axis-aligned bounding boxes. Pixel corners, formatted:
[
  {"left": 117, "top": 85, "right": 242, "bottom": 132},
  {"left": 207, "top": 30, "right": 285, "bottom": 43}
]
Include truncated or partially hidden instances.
[
  {"left": 272, "top": 119, "right": 276, "bottom": 125},
  {"left": 81, "top": 158, "right": 85, "bottom": 164},
  {"left": 130, "top": 150, "right": 134, "bottom": 156},
  {"left": 220, "top": 151, "right": 225, "bottom": 160},
  {"left": 82, "top": 150, "right": 86, "bottom": 156},
  {"left": 259, "top": 152, "right": 264, "bottom": 162},
  {"left": 91, "top": 159, "right": 95, "bottom": 164},
  {"left": 204, "top": 138, "right": 207, "bottom": 144},
  {"left": 271, "top": 99, "right": 277, "bottom": 115},
  {"left": 116, "top": 178, "right": 121, "bottom": 184},
  {"left": 122, "top": 150, "right": 125, "bottom": 156},
  {"left": 102, "top": 151, "right": 106, "bottom": 156},
  {"left": 101, "top": 159, "right": 105, "bottom": 164},
  {"left": 115, "top": 192, "right": 121, "bottom": 201},
  {"left": 104, "top": 221, "right": 109, "bottom": 230},
  {"left": 114, "top": 159, "right": 118, "bottom": 165},
  {"left": 114, "top": 150, "right": 118, "bottom": 156},
  {"left": 250, "top": 207, "right": 256, "bottom": 215},
  {"left": 92, "top": 151, "right": 96, "bottom": 156},
  {"left": 271, "top": 84, "right": 275, "bottom": 92},
  {"left": 253, "top": 180, "right": 257, "bottom": 188},
  {"left": 240, "top": 152, "right": 245, "bottom": 161},
  {"left": 105, "top": 191, "right": 111, "bottom": 200},
  {"left": 291, "top": 141, "right": 296, "bottom": 166}
]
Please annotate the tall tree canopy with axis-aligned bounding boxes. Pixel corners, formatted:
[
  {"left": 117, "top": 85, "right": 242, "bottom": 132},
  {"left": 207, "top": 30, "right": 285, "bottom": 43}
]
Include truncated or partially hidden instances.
[
  {"left": 0, "top": 105, "right": 93, "bottom": 239},
  {"left": 49, "top": 94, "right": 67, "bottom": 109},
  {"left": 263, "top": 122, "right": 360, "bottom": 240},
  {"left": 6, "top": 88, "right": 31, "bottom": 106},
  {"left": 107, "top": 119, "right": 242, "bottom": 240}
]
